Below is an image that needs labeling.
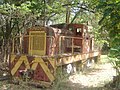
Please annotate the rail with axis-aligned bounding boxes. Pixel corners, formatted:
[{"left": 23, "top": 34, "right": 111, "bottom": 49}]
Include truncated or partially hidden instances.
[
  {"left": 11, "top": 35, "right": 55, "bottom": 55},
  {"left": 59, "top": 36, "right": 83, "bottom": 54},
  {"left": 11, "top": 35, "right": 99, "bottom": 56}
]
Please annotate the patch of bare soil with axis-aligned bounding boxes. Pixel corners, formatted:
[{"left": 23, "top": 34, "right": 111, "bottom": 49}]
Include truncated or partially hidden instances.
[{"left": 67, "top": 63, "right": 116, "bottom": 90}]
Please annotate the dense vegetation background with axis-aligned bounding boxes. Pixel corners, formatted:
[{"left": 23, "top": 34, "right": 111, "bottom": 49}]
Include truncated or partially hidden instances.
[{"left": 0, "top": 0, "right": 120, "bottom": 88}]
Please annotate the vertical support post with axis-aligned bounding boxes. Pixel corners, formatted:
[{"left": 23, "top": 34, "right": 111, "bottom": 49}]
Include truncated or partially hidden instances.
[
  {"left": 66, "top": 6, "right": 70, "bottom": 24},
  {"left": 54, "top": 57, "right": 57, "bottom": 77},
  {"left": 72, "top": 38, "right": 74, "bottom": 54},
  {"left": 31, "top": 35, "right": 33, "bottom": 55},
  {"left": 20, "top": 36, "right": 22, "bottom": 54},
  {"left": 66, "top": 0, "right": 71, "bottom": 24},
  {"left": 82, "top": 38, "right": 84, "bottom": 53},
  {"left": 59, "top": 36, "right": 62, "bottom": 54},
  {"left": 12, "top": 38, "right": 14, "bottom": 54},
  {"left": 29, "top": 35, "right": 33, "bottom": 55}
]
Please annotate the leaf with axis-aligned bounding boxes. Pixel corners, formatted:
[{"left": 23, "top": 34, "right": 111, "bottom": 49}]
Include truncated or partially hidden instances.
[
  {"left": 103, "top": 8, "right": 113, "bottom": 17},
  {"left": 96, "top": 2, "right": 107, "bottom": 9},
  {"left": 98, "top": 16, "right": 105, "bottom": 25}
]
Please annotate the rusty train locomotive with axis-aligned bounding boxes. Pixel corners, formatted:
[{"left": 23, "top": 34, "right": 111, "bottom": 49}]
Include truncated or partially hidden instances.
[{"left": 10, "top": 23, "right": 100, "bottom": 87}]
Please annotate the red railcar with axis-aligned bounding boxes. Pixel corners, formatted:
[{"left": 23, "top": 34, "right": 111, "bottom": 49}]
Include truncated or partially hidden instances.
[{"left": 10, "top": 23, "right": 100, "bottom": 87}]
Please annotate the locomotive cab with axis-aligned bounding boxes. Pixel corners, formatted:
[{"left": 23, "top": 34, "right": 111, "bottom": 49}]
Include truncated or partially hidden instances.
[
  {"left": 13, "top": 23, "right": 94, "bottom": 56},
  {"left": 51, "top": 23, "right": 91, "bottom": 53},
  {"left": 67, "top": 24, "right": 88, "bottom": 53}
]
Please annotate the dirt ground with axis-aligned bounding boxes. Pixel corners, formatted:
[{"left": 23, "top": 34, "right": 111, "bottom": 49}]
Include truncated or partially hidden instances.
[
  {"left": 0, "top": 55, "right": 117, "bottom": 90},
  {"left": 66, "top": 63, "right": 116, "bottom": 90}
]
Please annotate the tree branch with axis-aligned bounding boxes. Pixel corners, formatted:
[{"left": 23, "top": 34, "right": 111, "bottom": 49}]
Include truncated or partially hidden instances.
[
  {"left": 70, "top": 9, "right": 82, "bottom": 23},
  {"left": 46, "top": 13, "right": 56, "bottom": 25},
  {"left": 62, "top": 3, "right": 95, "bottom": 13}
]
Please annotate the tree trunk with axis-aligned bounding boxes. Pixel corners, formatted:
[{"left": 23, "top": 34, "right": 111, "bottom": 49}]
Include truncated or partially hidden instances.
[{"left": 66, "top": 6, "right": 70, "bottom": 24}]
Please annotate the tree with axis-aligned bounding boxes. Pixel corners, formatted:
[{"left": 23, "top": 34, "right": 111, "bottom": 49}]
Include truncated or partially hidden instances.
[
  {"left": 0, "top": 2, "right": 35, "bottom": 62},
  {"left": 96, "top": 0, "right": 120, "bottom": 83},
  {"left": 0, "top": 0, "right": 101, "bottom": 63}
]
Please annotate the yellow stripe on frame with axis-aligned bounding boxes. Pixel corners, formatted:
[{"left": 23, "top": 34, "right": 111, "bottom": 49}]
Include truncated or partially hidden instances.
[
  {"left": 49, "top": 58, "right": 55, "bottom": 69},
  {"left": 31, "top": 60, "right": 38, "bottom": 70},
  {"left": 11, "top": 55, "right": 30, "bottom": 76},
  {"left": 11, "top": 55, "right": 16, "bottom": 63},
  {"left": 11, "top": 58, "right": 23, "bottom": 75}
]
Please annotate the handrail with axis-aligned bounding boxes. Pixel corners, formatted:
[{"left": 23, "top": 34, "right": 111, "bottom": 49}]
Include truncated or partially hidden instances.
[
  {"left": 11, "top": 35, "right": 55, "bottom": 54},
  {"left": 12, "top": 35, "right": 83, "bottom": 55},
  {"left": 59, "top": 36, "right": 82, "bottom": 54},
  {"left": 13, "top": 35, "right": 55, "bottom": 39},
  {"left": 59, "top": 35, "right": 83, "bottom": 39}
]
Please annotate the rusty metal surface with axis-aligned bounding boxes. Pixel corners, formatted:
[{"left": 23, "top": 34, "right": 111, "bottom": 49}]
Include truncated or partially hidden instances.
[
  {"left": 10, "top": 24, "right": 101, "bottom": 86},
  {"left": 56, "top": 51, "right": 100, "bottom": 66}
]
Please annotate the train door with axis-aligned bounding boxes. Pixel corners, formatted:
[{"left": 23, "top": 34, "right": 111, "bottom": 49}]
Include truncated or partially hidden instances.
[{"left": 29, "top": 31, "right": 46, "bottom": 55}]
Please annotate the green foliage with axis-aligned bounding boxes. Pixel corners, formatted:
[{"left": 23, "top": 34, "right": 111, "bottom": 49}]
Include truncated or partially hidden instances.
[
  {"left": 1, "top": 0, "right": 117, "bottom": 63},
  {"left": 0, "top": 1, "right": 35, "bottom": 62},
  {"left": 96, "top": 0, "right": 120, "bottom": 77}
]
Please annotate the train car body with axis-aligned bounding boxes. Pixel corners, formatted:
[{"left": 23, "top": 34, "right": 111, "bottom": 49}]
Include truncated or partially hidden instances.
[{"left": 10, "top": 23, "right": 100, "bottom": 87}]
